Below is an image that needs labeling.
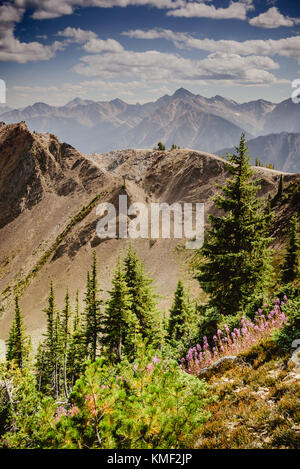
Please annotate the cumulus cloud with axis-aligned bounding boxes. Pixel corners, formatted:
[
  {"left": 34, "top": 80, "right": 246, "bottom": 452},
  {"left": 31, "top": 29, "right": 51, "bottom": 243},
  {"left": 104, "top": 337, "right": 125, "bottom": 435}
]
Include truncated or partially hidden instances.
[
  {"left": 83, "top": 38, "right": 124, "bottom": 53},
  {"left": 57, "top": 27, "right": 98, "bottom": 42},
  {"left": 167, "top": 0, "right": 254, "bottom": 20},
  {"left": 57, "top": 27, "right": 124, "bottom": 53},
  {"left": 0, "top": 3, "right": 65, "bottom": 62},
  {"left": 14, "top": 0, "right": 184, "bottom": 20},
  {"left": 199, "top": 52, "right": 279, "bottom": 84},
  {"left": 123, "top": 28, "right": 187, "bottom": 47},
  {"left": 0, "top": 3, "right": 24, "bottom": 22},
  {"left": 0, "top": 34, "right": 64, "bottom": 63},
  {"left": 249, "top": 7, "right": 296, "bottom": 29},
  {"left": 72, "top": 47, "right": 281, "bottom": 86},
  {"left": 123, "top": 28, "right": 300, "bottom": 62}
]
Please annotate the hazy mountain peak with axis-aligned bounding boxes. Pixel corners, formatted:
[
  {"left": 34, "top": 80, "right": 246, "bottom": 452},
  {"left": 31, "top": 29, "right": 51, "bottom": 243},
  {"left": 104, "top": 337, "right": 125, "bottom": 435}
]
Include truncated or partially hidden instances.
[
  {"left": 65, "top": 97, "right": 95, "bottom": 108},
  {"left": 210, "top": 95, "right": 237, "bottom": 106},
  {"left": 255, "top": 98, "right": 273, "bottom": 105},
  {"left": 109, "top": 98, "right": 127, "bottom": 107},
  {"left": 0, "top": 105, "right": 12, "bottom": 116},
  {"left": 172, "top": 88, "right": 194, "bottom": 99},
  {"left": 31, "top": 102, "right": 52, "bottom": 111}
]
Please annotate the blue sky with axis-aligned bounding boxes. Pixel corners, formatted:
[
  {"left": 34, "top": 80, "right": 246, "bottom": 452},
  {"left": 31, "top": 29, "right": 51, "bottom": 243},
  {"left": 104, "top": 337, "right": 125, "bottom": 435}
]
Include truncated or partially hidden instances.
[{"left": 0, "top": 0, "right": 300, "bottom": 107}]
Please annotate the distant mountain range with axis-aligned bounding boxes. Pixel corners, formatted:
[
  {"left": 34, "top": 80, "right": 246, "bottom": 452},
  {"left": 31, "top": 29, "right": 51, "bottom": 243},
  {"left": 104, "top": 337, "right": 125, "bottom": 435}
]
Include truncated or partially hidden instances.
[
  {"left": 1, "top": 88, "right": 300, "bottom": 172},
  {"left": 218, "top": 132, "right": 300, "bottom": 173}
]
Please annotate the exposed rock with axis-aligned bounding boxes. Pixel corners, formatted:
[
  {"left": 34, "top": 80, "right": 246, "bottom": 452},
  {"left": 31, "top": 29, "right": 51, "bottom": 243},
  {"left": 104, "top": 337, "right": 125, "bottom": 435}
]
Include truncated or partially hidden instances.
[
  {"left": 292, "top": 339, "right": 300, "bottom": 350},
  {"left": 0, "top": 122, "right": 112, "bottom": 229},
  {"left": 289, "top": 346, "right": 300, "bottom": 371},
  {"left": 197, "top": 356, "right": 245, "bottom": 379}
]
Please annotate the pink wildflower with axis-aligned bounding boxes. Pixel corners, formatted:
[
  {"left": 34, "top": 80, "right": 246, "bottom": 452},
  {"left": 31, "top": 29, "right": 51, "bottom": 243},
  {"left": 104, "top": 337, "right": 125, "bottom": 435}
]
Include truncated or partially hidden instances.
[{"left": 153, "top": 355, "right": 160, "bottom": 365}]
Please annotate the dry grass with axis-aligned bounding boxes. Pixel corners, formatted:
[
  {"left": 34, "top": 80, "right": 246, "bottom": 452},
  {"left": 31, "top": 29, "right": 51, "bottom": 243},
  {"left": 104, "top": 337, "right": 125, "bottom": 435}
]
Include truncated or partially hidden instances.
[{"left": 195, "top": 340, "right": 300, "bottom": 449}]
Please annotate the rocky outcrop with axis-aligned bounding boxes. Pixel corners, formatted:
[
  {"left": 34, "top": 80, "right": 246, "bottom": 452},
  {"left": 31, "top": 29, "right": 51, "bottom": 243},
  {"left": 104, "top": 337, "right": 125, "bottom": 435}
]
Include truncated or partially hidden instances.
[
  {"left": 0, "top": 122, "right": 113, "bottom": 229},
  {"left": 289, "top": 340, "right": 300, "bottom": 376},
  {"left": 197, "top": 356, "right": 245, "bottom": 379}
]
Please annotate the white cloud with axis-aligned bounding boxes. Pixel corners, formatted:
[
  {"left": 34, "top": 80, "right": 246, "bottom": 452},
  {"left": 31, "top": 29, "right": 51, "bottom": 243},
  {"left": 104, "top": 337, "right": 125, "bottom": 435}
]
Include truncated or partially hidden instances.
[
  {"left": 199, "top": 52, "right": 279, "bottom": 84},
  {"left": 0, "top": 3, "right": 24, "bottom": 23},
  {"left": 14, "top": 0, "right": 185, "bottom": 20},
  {"left": 15, "top": 0, "right": 75, "bottom": 19},
  {"left": 167, "top": 1, "right": 254, "bottom": 20},
  {"left": 57, "top": 27, "right": 98, "bottom": 42},
  {"left": 124, "top": 28, "right": 300, "bottom": 63},
  {"left": 83, "top": 38, "right": 124, "bottom": 53},
  {"left": 72, "top": 47, "right": 281, "bottom": 87},
  {"left": 0, "top": 3, "right": 65, "bottom": 63},
  {"left": 0, "top": 34, "right": 64, "bottom": 62},
  {"left": 56, "top": 27, "right": 124, "bottom": 53},
  {"left": 123, "top": 28, "right": 188, "bottom": 47},
  {"left": 249, "top": 7, "right": 294, "bottom": 28}
]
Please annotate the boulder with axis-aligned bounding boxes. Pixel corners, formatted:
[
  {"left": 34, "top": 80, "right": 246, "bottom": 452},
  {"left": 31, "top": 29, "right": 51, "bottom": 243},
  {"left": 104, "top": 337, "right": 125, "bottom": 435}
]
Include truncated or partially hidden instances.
[{"left": 197, "top": 355, "right": 244, "bottom": 379}]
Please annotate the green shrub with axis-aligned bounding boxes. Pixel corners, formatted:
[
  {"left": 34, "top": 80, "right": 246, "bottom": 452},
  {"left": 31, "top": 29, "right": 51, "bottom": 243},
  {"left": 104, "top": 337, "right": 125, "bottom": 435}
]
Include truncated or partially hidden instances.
[
  {"left": 1, "top": 344, "right": 213, "bottom": 449},
  {"left": 0, "top": 364, "right": 55, "bottom": 448},
  {"left": 54, "top": 345, "right": 212, "bottom": 448},
  {"left": 273, "top": 297, "right": 300, "bottom": 352}
]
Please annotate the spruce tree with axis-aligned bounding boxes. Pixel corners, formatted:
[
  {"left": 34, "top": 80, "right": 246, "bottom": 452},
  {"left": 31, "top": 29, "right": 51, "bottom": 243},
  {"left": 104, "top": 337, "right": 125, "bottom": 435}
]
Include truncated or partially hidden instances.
[
  {"left": 54, "top": 309, "right": 62, "bottom": 397},
  {"left": 84, "top": 270, "right": 92, "bottom": 356},
  {"left": 73, "top": 289, "right": 80, "bottom": 332},
  {"left": 45, "top": 282, "right": 56, "bottom": 359},
  {"left": 6, "top": 296, "right": 29, "bottom": 369},
  {"left": 123, "top": 246, "right": 159, "bottom": 343},
  {"left": 42, "top": 282, "right": 59, "bottom": 396},
  {"left": 167, "top": 280, "right": 193, "bottom": 346},
  {"left": 61, "top": 290, "right": 71, "bottom": 351},
  {"left": 265, "top": 194, "right": 274, "bottom": 231},
  {"left": 277, "top": 174, "right": 284, "bottom": 199},
  {"left": 6, "top": 316, "right": 17, "bottom": 365},
  {"left": 61, "top": 289, "right": 72, "bottom": 397},
  {"left": 196, "top": 134, "right": 273, "bottom": 316},
  {"left": 157, "top": 142, "right": 165, "bottom": 151},
  {"left": 68, "top": 290, "right": 86, "bottom": 385},
  {"left": 281, "top": 215, "right": 300, "bottom": 284},
  {"left": 85, "top": 251, "right": 102, "bottom": 361},
  {"left": 35, "top": 341, "right": 46, "bottom": 392},
  {"left": 102, "top": 258, "right": 134, "bottom": 362}
]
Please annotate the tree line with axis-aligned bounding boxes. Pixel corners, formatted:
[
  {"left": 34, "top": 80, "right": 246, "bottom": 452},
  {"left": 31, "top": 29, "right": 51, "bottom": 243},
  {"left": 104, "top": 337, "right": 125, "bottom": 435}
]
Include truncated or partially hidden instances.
[{"left": 6, "top": 245, "right": 199, "bottom": 398}]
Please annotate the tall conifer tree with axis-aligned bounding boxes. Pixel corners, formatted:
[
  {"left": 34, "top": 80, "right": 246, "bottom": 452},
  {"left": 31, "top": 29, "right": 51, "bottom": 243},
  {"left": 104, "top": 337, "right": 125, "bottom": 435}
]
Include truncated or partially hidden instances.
[
  {"left": 6, "top": 296, "right": 29, "bottom": 369},
  {"left": 123, "top": 246, "right": 159, "bottom": 343},
  {"left": 277, "top": 174, "right": 284, "bottom": 199},
  {"left": 85, "top": 252, "right": 102, "bottom": 361},
  {"left": 197, "top": 134, "right": 273, "bottom": 316},
  {"left": 61, "top": 289, "right": 72, "bottom": 397},
  {"left": 42, "top": 282, "right": 60, "bottom": 396},
  {"left": 102, "top": 258, "right": 134, "bottom": 362},
  {"left": 68, "top": 290, "right": 86, "bottom": 383},
  {"left": 167, "top": 281, "right": 194, "bottom": 346},
  {"left": 281, "top": 215, "right": 300, "bottom": 284},
  {"left": 54, "top": 309, "right": 62, "bottom": 397},
  {"left": 35, "top": 341, "right": 46, "bottom": 392}
]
